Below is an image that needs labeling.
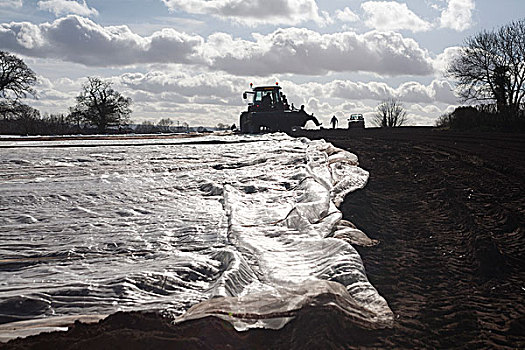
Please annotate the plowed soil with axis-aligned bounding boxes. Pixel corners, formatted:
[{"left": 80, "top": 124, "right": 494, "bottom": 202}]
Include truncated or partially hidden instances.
[
  {"left": 301, "top": 127, "right": 525, "bottom": 349},
  {"left": 3, "top": 128, "right": 524, "bottom": 349}
]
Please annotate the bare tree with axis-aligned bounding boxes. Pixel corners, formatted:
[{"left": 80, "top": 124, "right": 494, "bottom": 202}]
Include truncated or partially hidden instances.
[
  {"left": 447, "top": 19, "right": 525, "bottom": 115},
  {"left": 72, "top": 77, "right": 132, "bottom": 133},
  {"left": 157, "top": 118, "right": 174, "bottom": 132},
  {"left": 135, "top": 120, "right": 157, "bottom": 134},
  {"left": 373, "top": 98, "right": 408, "bottom": 128},
  {"left": 0, "top": 51, "right": 37, "bottom": 101},
  {"left": 0, "top": 99, "right": 18, "bottom": 120},
  {"left": 16, "top": 104, "right": 41, "bottom": 135},
  {"left": 67, "top": 105, "right": 85, "bottom": 131}
]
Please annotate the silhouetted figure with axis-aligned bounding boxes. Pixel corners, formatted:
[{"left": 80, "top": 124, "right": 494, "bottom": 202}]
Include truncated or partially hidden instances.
[
  {"left": 281, "top": 93, "right": 289, "bottom": 110},
  {"left": 331, "top": 115, "right": 338, "bottom": 129},
  {"left": 261, "top": 92, "right": 272, "bottom": 110},
  {"left": 230, "top": 124, "right": 237, "bottom": 131}
]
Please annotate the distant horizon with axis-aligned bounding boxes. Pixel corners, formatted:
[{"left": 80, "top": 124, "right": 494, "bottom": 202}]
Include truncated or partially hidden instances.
[{"left": 1, "top": 1, "right": 524, "bottom": 127}]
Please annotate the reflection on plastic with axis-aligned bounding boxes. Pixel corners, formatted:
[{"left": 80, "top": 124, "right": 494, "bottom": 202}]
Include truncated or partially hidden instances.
[{"left": 0, "top": 133, "right": 392, "bottom": 333}]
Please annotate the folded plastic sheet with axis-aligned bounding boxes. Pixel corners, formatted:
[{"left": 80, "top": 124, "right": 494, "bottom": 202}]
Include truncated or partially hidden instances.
[{"left": 178, "top": 136, "right": 393, "bottom": 331}]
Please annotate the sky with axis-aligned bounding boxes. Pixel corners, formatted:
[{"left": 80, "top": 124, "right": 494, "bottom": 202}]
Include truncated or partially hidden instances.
[{"left": 0, "top": 0, "right": 524, "bottom": 127}]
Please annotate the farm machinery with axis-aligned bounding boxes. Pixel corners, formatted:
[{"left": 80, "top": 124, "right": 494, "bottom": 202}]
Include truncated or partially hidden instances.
[{"left": 239, "top": 84, "right": 320, "bottom": 133}]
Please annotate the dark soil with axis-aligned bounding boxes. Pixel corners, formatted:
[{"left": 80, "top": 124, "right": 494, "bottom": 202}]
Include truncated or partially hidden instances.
[
  {"left": 300, "top": 127, "right": 525, "bottom": 349},
  {"left": 3, "top": 128, "right": 524, "bottom": 349}
]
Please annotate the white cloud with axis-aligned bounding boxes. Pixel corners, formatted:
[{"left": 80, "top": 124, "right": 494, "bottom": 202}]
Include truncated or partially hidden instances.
[
  {"left": 411, "top": 104, "right": 443, "bottom": 115},
  {"left": 120, "top": 69, "right": 457, "bottom": 112},
  {"left": 440, "top": 0, "right": 475, "bottom": 31},
  {"left": 361, "top": 1, "right": 432, "bottom": 32},
  {"left": 0, "top": 0, "right": 22, "bottom": 8},
  {"left": 11, "top": 22, "right": 45, "bottom": 49},
  {"left": 35, "top": 76, "right": 75, "bottom": 101},
  {"left": 161, "top": 0, "right": 328, "bottom": 26},
  {"left": 202, "top": 28, "right": 435, "bottom": 76},
  {"left": 327, "top": 80, "right": 393, "bottom": 101},
  {"left": 408, "top": 103, "right": 451, "bottom": 125},
  {"left": 429, "top": 79, "right": 457, "bottom": 104},
  {"left": 0, "top": 17, "right": 435, "bottom": 76},
  {"left": 0, "top": 16, "right": 204, "bottom": 66},
  {"left": 37, "top": 0, "right": 98, "bottom": 17},
  {"left": 325, "top": 78, "right": 456, "bottom": 104},
  {"left": 433, "top": 46, "right": 462, "bottom": 75},
  {"left": 120, "top": 70, "right": 249, "bottom": 104},
  {"left": 335, "top": 7, "right": 359, "bottom": 23},
  {"left": 397, "top": 81, "right": 435, "bottom": 103},
  {"left": 396, "top": 80, "right": 457, "bottom": 104}
]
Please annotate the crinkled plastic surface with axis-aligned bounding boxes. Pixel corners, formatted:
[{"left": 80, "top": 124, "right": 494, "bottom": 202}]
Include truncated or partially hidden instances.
[
  {"left": 0, "top": 133, "right": 392, "bottom": 338},
  {"left": 178, "top": 279, "right": 392, "bottom": 331}
]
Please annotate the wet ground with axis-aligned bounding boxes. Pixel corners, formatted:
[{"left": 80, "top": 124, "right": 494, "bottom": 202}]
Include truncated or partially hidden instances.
[{"left": 3, "top": 128, "right": 525, "bottom": 349}]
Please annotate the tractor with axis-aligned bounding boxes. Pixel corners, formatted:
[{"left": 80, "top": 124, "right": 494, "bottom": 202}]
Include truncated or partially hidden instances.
[{"left": 239, "top": 84, "right": 320, "bottom": 133}]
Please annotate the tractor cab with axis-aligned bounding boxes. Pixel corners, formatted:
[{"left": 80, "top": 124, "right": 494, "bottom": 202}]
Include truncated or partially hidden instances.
[{"left": 243, "top": 85, "right": 288, "bottom": 112}]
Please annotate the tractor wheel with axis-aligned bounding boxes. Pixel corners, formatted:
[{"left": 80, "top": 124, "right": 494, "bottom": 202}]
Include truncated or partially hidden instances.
[{"left": 240, "top": 112, "right": 256, "bottom": 133}]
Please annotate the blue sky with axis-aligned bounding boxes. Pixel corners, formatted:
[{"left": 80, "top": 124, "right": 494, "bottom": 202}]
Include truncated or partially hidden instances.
[{"left": 1, "top": 0, "right": 524, "bottom": 127}]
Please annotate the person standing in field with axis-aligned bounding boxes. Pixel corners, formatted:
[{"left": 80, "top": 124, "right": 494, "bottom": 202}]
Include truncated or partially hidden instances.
[{"left": 331, "top": 115, "right": 338, "bottom": 129}]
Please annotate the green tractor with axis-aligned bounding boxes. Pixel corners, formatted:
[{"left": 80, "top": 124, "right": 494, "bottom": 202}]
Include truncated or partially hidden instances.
[{"left": 240, "top": 84, "right": 321, "bottom": 133}]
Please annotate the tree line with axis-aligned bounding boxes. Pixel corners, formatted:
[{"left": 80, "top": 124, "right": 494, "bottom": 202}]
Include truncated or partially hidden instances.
[
  {"left": 0, "top": 52, "right": 197, "bottom": 135},
  {"left": 0, "top": 52, "right": 226, "bottom": 136},
  {"left": 0, "top": 51, "right": 134, "bottom": 135}
]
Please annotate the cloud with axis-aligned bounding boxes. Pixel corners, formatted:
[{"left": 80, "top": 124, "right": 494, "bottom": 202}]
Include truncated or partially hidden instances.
[
  {"left": 334, "top": 7, "right": 359, "bottom": 23},
  {"left": 202, "top": 28, "right": 435, "bottom": 76},
  {"left": 397, "top": 80, "right": 457, "bottom": 104},
  {"left": 0, "top": 17, "right": 435, "bottom": 76},
  {"left": 326, "top": 79, "right": 456, "bottom": 104},
  {"left": 37, "top": 0, "right": 98, "bottom": 17},
  {"left": 440, "top": 0, "right": 475, "bottom": 31},
  {"left": 361, "top": 1, "right": 432, "bottom": 32},
  {"left": 120, "top": 69, "right": 457, "bottom": 107},
  {"left": 408, "top": 103, "right": 456, "bottom": 126},
  {"left": 0, "top": 15, "right": 204, "bottom": 66},
  {"left": 433, "top": 46, "right": 462, "bottom": 75},
  {"left": 34, "top": 76, "right": 75, "bottom": 101},
  {"left": 0, "top": 0, "right": 22, "bottom": 8},
  {"left": 397, "top": 81, "right": 436, "bottom": 103},
  {"left": 410, "top": 103, "right": 443, "bottom": 115},
  {"left": 161, "top": 0, "right": 327, "bottom": 26},
  {"left": 328, "top": 80, "right": 393, "bottom": 101},
  {"left": 428, "top": 79, "right": 457, "bottom": 104},
  {"left": 120, "top": 70, "right": 249, "bottom": 104}
]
